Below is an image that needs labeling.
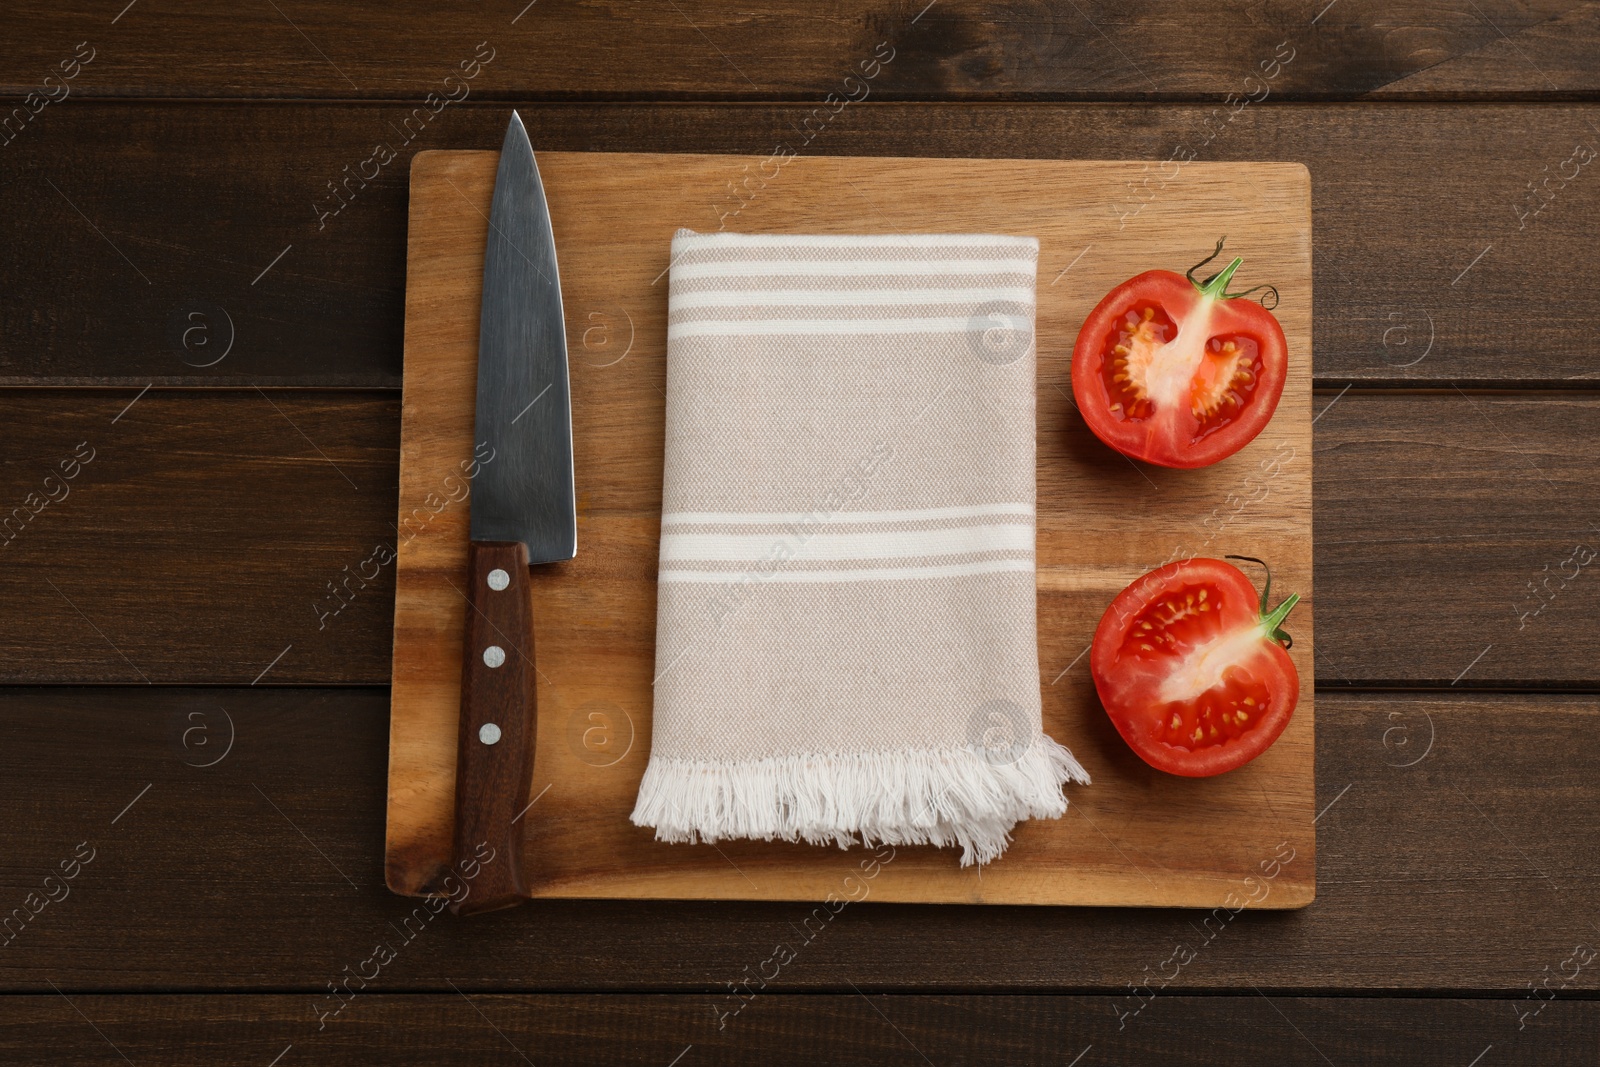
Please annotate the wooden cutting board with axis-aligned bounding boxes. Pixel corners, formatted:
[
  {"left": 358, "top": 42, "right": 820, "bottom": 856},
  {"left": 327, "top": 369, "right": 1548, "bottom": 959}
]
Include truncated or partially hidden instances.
[{"left": 386, "top": 150, "right": 1315, "bottom": 908}]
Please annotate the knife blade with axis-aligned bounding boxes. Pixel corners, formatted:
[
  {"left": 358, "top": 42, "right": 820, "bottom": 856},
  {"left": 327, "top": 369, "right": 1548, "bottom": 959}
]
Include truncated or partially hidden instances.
[{"left": 451, "top": 110, "right": 575, "bottom": 916}]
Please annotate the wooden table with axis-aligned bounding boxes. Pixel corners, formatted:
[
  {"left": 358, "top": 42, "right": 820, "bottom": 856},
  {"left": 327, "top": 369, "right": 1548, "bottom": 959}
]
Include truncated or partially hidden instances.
[{"left": 2, "top": 4, "right": 1597, "bottom": 1063}]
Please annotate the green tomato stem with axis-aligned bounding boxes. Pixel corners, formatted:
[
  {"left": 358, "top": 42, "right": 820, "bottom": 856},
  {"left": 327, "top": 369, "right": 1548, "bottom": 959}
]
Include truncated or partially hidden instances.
[
  {"left": 1260, "top": 592, "right": 1300, "bottom": 644},
  {"left": 1197, "top": 256, "right": 1245, "bottom": 301}
]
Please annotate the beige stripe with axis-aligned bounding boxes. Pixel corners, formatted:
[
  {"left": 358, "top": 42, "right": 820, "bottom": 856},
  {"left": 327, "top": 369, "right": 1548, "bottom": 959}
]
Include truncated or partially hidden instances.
[
  {"left": 671, "top": 274, "right": 1038, "bottom": 296},
  {"left": 659, "top": 559, "right": 1035, "bottom": 584},
  {"left": 660, "top": 522, "right": 1032, "bottom": 562},
  {"left": 661, "top": 514, "right": 1034, "bottom": 538},
  {"left": 669, "top": 287, "right": 1036, "bottom": 310},
  {"left": 669, "top": 300, "right": 1032, "bottom": 325},
  {"left": 658, "top": 547, "right": 1035, "bottom": 573},
  {"left": 652, "top": 570, "right": 1041, "bottom": 759},
  {"left": 672, "top": 231, "right": 1039, "bottom": 250},
  {"left": 670, "top": 242, "right": 1037, "bottom": 266}
]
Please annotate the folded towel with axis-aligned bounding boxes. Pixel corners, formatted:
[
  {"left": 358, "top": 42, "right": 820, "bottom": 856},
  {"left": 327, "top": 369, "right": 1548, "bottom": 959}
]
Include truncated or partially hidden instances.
[{"left": 629, "top": 230, "right": 1089, "bottom": 866}]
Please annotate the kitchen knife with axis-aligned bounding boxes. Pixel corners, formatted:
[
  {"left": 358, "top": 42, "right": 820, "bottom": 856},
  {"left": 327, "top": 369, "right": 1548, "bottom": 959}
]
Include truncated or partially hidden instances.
[{"left": 451, "top": 111, "right": 575, "bottom": 916}]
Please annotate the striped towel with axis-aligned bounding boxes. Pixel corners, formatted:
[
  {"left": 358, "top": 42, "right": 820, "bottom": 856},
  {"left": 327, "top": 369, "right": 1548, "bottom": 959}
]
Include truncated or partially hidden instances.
[{"left": 629, "top": 230, "right": 1089, "bottom": 867}]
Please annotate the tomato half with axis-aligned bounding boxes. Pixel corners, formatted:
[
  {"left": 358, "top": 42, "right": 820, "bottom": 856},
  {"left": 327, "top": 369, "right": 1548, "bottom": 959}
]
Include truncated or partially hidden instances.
[
  {"left": 1070, "top": 242, "right": 1288, "bottom": 469},
  {"left": 1090, "top": 557, "right": 1300, "bottom": 777}
]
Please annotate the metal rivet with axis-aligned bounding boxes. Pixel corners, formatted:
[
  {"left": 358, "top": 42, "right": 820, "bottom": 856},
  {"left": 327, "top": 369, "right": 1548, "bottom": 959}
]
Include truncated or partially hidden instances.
[
  {"left": 487, "top": 568, "right": 510, "bottom": 591},
  {"left": 483, "top": 645, "right": 506, "bottom": 668},
  {"left": 479, "top": 723, "right": 502, "bottom": 745}
]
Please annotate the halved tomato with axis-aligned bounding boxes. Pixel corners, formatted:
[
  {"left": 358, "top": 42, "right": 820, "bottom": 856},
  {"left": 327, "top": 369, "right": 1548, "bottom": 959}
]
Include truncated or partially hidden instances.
[
  {"left": 1070, "top": 240, "right": 1288, "bottom": 469},
  {"left": 1090, "top": 557, "right": 1300, "bottom": 777}
]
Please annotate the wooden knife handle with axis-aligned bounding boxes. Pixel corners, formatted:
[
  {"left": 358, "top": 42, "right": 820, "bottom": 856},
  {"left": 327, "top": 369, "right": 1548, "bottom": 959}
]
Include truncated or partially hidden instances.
[{"left": 451, "top": 539, "right": 535, "bottom": 915}]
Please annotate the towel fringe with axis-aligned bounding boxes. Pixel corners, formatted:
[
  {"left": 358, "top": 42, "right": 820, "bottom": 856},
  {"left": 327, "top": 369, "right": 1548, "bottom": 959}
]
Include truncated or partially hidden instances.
[{"left": 629, "top": 737, "right": 1090, "bottom": 867}]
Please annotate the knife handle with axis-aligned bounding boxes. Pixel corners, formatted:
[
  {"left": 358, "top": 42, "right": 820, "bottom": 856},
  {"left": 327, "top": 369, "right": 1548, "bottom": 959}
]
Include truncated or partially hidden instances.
[{"left": 451, "top": 540, "right": 536, "bottom": 915}]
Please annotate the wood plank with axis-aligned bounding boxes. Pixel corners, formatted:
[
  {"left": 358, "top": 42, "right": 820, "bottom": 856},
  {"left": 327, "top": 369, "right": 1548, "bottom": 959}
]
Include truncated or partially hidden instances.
[
  {"left": 0, "top": 688, "right": 1594, "bottom": 991},
  {"left": 1, "top": 389, "right": 1594, "bottom": 686},
  {"left": 0, "top": 390, "right": 399, "bottom": 685},
  {"left": 4, "top": 102, "right": 1599, "bottom": 386},
  {"left": 1, "top": 993, "right": 1594, "bottom": 1066},
  {"left": 386, "top": 149, "right": 1317, "bottom": 906},
  {"left": 4, "top": 1, "right": 1596, "bottom": 100},
  {"left": 1368, "top": 3, "right": 1600, "bottom": 99},
  {"left": 1314, "top": 390, "right": 1600, "bottom": 687}
]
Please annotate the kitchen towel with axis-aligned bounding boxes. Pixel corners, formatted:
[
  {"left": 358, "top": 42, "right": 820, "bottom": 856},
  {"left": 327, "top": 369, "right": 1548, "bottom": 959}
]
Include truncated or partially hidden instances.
[{"left": 629, "top": 230, "right": 1089, "bottom": 866}]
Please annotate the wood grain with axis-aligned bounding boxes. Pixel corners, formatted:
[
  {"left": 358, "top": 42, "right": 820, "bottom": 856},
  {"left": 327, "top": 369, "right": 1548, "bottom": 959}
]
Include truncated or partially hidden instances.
[
  {"left": 2, "top": 993, "right": 1594, "bottom": 1066},
  {"left": 0, "top": 691, "right": 1595, "bottom": 992},
  {"left": 451, "top": 540, "right": 536, "bottom": 914},
  {"left": 1315, "top": 389, "right": 1600, "bottom": 688},
  {"left": 4, "top": 1, "right": 1596, "bottom": 100},
  {"left": 1, "top": 388, "right": 1595, "bottom": 687},
  {"left": 0, "top": 0, "right": 1594, "bottom": 1047},
  {"left": 0, "top": 389, "right": 398, "bottom": 686},
  {"left": 4, "top": 102, "right": 1599, "bottom": 386},
  {"left": 386, "top": 150, "right": 1316, "bottom": 905},
  {"left": 0, "top": 684, "right": 1593, "bottom": 991}
]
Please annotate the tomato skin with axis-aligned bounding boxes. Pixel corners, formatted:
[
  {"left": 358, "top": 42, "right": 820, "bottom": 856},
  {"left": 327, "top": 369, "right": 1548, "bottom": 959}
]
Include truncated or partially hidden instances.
[
  {"left": 1090, "top": 558, "right": 1299, "bottom": 777},
  {"left": 1070, "top": 267, "right": 1288, "bottom": 469}
]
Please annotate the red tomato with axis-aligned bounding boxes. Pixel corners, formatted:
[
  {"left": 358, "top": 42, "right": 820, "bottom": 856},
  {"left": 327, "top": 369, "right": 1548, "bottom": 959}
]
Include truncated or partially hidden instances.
[
  {"left": 1090, "top": 557, "right": 1300, "bottom": 777},
  {"left": 1070, "top": 241, "right": 1288, "bottom": 469}
]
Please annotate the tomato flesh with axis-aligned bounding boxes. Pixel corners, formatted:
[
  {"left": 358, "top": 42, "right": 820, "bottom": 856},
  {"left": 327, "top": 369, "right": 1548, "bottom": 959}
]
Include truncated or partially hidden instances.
[
  {"left": 1099, "top": 305, "right": 1177, "bottom": 422},
  {"left": 1189, "top": 334, "right": 1262, "bottom": 439},
  {"left": 1071, "top": 264, "right": 1288, "bottom": 469},
  {"left": 1090, "top": 558, "right": 1299, "bottom": 777}
]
